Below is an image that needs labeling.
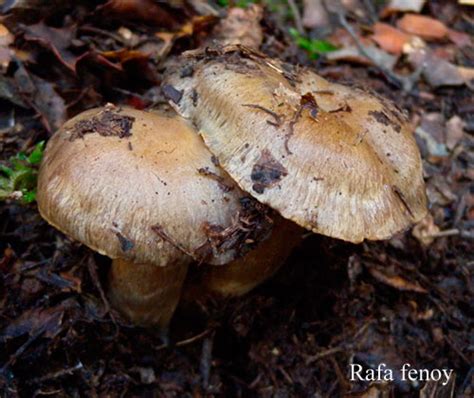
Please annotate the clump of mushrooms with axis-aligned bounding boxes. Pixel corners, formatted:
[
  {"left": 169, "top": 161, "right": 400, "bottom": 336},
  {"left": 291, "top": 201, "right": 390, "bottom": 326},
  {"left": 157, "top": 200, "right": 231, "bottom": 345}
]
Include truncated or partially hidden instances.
[
  {"left": 37, "top": 105, "right": 301, "bottom": 330},
  {"left": 164, "top": 45, "right": 428, "bottom": 243},
  {"left": 38, "top": 44, "right": 428, "bottom": 331}
]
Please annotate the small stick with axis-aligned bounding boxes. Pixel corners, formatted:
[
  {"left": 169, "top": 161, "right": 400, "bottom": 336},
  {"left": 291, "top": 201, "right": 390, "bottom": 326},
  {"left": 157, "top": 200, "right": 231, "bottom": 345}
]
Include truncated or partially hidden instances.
[{"left": 287, "top": 0, "right": 304, "bottom": 34}]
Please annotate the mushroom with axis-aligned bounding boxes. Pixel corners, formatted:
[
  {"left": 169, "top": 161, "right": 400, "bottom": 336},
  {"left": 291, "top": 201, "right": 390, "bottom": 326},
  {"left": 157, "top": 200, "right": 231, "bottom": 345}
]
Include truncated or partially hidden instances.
[
  {"left": 164, "top": 46, "right": 428, "bottom": 243},
  {"left": 189, "top": 211, "right": 302, "bottom": 298},
  {"left": 37, "top": 105, "right": 301, "bottom": 328}
]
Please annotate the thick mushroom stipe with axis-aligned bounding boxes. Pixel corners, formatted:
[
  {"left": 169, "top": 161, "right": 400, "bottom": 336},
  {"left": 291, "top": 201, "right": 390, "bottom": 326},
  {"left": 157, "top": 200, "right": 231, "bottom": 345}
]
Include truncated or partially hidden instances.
[
  {"left": 109, "top": 259, "right": 189, "bottom": 329},
  {"left": 164, "top": 46, "right": 428, "bottom": 243},
  {"left": 191, "top": 215, "right": 302, "bottom": 297}
]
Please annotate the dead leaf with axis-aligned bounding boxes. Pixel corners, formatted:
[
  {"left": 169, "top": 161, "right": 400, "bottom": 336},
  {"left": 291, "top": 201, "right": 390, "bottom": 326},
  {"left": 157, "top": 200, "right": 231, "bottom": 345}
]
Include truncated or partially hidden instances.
[
  {"left": 381, "top": 0, "right": 426, "bottom": 17},
  {"left": 98, "top": 0, "right": 181, "bottom": 29},
  {"left": 457, "top": 66, "right": 474, "bottom": 87},
  {"left": 419, "top": 374, "right": 456, "bottom": 398},
  {"left": 23, "top": 21, "right": 79, "bottom": 73},
  {"left": 209, "top": 5, "right": 263, "bottom": 48},
  {"left": 155, "top": 16, "right": 216, "bottom": 60},
  {"left": 187, "top": 0, "right": 219, "bottom": 16},
  {"left": 34, "top": 267, "right": 82, "bottom": 292},
  {"left": 0, "top": 24, "right": 14, "bottom": 69},
  {"left": 326, "top": 45, "right": 397, "bottom": 70},
  {"left": 328, "top": 27, "right": 371, "bottom": 48},
  {"left": 371, "top": 23, "right": 411, "bottom": 55},
  {"left": 0, "top": 24, "right": 13, "bottom": 47},
  {"left": 13, "top": 63, "right": 67, "bottom": 132},
  {"left": 302, "top": 0, "right": 330, "bottom": 29},
  {"left": 415, "top": 125, "right": 448, "bottom": 160},
  {"left": 367, "top": 267, "right": 428, "bottom": 293},
  {"left": 426, "top": 176, "right": 458, "bottom": 206},
  {"left": 420, "top": 113, "right": 445, "bottom": 145},
  {"left": 101, "top": 49, "right": 150, "bottom": 64},
  {"left": 412, "top": 213, "right": 441, "bottom": 246},
  {"left": 445, "top": 115, "right": 465, "bottom": 150},
  {"left": 354, "top": 324, "right": 412, "bottom": 390},
  {"left": 2, "top": 0, "right": 72, "bottom": 13},
  {"left": 397, "top": 14, "right": 448, "bottom": 40},
  {"left": 447, "top": 29, "right": 471, "bottom": 47},
  {"left": 1, "top": 307, "right": 64, "bottom": 341},
  {"left": 0, "top": 75, "right": 27, "bottom": 107},
  {"left": 406, "top": 46, "right": 465, "bottom": 87}
]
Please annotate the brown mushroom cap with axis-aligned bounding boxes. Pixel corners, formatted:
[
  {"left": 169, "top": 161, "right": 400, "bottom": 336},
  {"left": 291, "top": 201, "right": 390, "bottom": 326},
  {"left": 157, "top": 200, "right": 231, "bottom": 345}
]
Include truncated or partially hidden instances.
[
  {"left": 164, "top": 46, "right": 428, "bottom": 243},
  {"left": 37, "top": 105, "right": 272, "bottom": 266}
]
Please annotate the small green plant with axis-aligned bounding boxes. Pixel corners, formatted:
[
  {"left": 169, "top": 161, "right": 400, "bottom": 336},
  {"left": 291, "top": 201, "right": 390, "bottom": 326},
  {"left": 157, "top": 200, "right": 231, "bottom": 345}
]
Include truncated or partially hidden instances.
[
  {"left": 217, "top": 0, "right": 257, "bottom": 8},
  {"left": 289, "top": 28, "right": 338, "bottom": 59},
  {"left": 0, "top": 141, "right": 45, "bottom": 204}
]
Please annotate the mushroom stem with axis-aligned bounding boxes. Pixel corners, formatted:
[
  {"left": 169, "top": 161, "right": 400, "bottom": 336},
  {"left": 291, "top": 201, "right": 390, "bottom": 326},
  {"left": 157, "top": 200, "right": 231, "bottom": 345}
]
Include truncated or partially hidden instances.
[
  {"left": 108, "top": 259, "right": 189, "bottom": 329},
  {"left": 194, "top": 217, "right": 302, "bottom": 297}
]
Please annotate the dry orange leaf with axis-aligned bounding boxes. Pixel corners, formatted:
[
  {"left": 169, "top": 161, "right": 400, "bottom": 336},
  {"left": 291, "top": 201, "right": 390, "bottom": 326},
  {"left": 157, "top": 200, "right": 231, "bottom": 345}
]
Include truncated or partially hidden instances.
[
  {"left": 368, "top": 267, "right": 428, "bottom": 293},
  {"left": 0, "top": 24, "right": 13, "bottom": 47},
  {"left": 371, "top": 23, "right": 411, "bottom": 55},
  {"left": 397, "top": 14, "right": 448, "bottom": 40}
]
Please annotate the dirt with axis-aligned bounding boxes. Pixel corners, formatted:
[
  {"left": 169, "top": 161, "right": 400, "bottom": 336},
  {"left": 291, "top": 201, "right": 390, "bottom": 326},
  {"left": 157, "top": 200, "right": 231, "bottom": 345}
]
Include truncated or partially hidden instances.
[
  {"left": 251, "top": 149, "right": 288, "bottom": 194},
  {"left": 197, "top": 167, "right": 236, "bottom": 193},
  {"left": 197, "top": 197, "right": 274, "bottom": 261},
  {"left": 69, "top": 107, "right": 135, "bottom": 141}
]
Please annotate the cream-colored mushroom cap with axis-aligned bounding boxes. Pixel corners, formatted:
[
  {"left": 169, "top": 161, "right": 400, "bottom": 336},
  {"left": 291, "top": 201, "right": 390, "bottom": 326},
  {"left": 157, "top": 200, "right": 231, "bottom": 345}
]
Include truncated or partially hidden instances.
[
  {"left": 164, "top": 46, "right": 428, "bottom": 243},
  {"left": 37, "top": 105, "right": 272, "bottom": 266}
]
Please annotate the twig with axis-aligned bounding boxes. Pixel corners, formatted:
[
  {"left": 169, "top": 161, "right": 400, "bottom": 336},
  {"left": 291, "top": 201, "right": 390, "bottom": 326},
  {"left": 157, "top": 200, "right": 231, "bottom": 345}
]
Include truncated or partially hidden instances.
[
  {"left": 287, "top": 0, "right": 304, "bottom": 34},
  {"left": 27, "top": 362, "right": 83, "bottom": 384},
  {"left": 176, "top": 328, "right": 213, "bottom": 347},
  {"left": 241, "top": 104, "right": 282, "bottom": 126},
  {"left": 78, "top": 26, "right": 127, "bottom": 46},
  {"left": 154, "top": 328, "right": 214, "bottom": 352},
  {"left": 425, "top": 228, "right": 460, "bottom": 238},
  {"left": 362, "top": 0, "right": 377, "bottom": 24},
  {"left": 305, "top": 346, "right": 345, "bottom": 365}
]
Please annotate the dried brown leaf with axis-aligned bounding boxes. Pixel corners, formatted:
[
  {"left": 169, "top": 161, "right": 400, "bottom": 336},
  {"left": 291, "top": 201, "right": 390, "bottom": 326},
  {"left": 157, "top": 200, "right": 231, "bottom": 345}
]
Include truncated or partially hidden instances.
[
  {"left": 98, "top": 0, "right": 181, "bottom": 29},
  {"left": 371, "top": 22, "right": 411, "bottom": 55},
  {"left": 368, "top": 267, "right": 428, "bottom": 293},
  {"left": 23, "top": 22, "right": 78, "bottom": 73},
  {"left": 397, "top": 14, "right": 448, "bottom": 40},
  {"left": 445, "top": 115, "right": 465, "bottom": 150},
  {"left": 13, "top": 64, "right": 66, "bottom": 132}
]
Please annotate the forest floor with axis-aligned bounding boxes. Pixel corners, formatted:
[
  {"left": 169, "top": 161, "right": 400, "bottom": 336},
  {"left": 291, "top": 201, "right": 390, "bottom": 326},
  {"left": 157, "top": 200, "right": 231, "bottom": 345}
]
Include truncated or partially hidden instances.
[{"left": 0, "top": 1, "right": 472, "bottom": 397}]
